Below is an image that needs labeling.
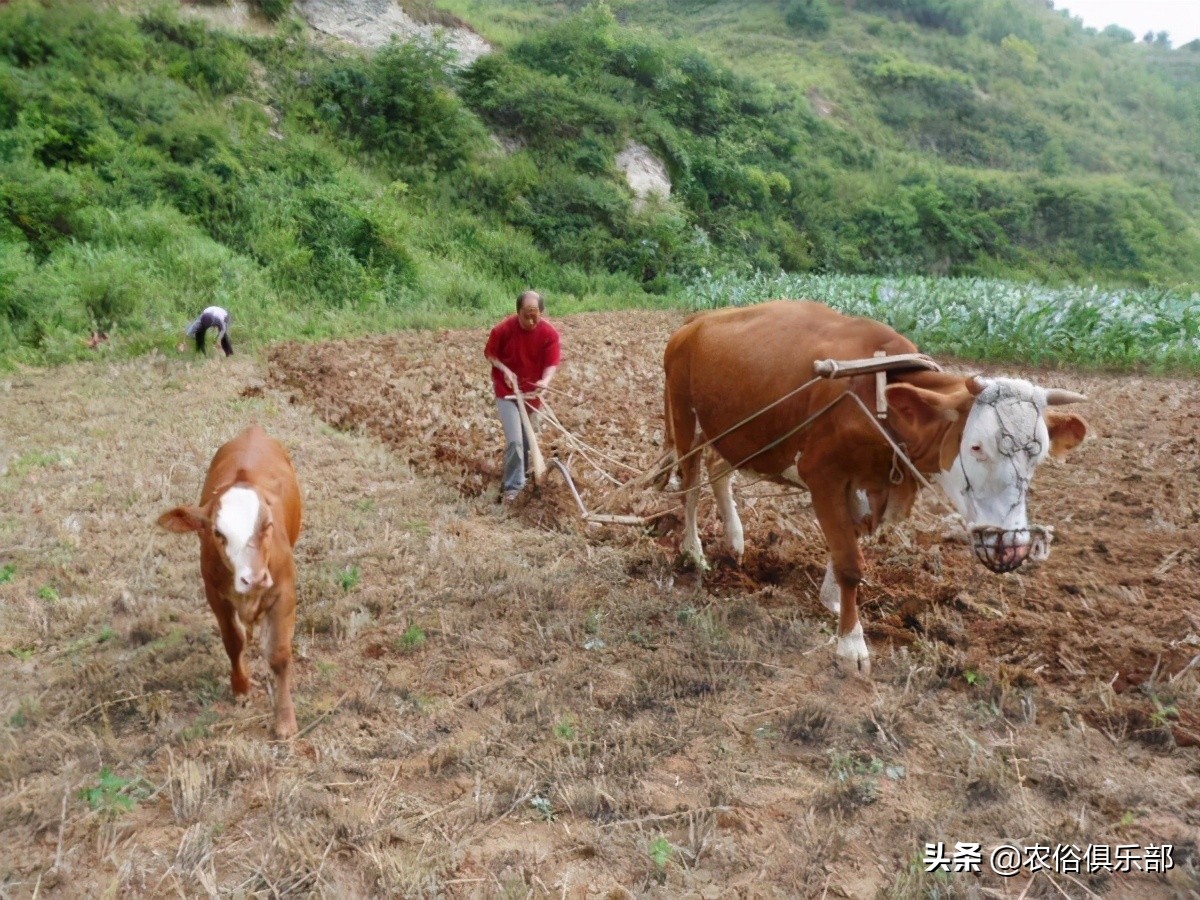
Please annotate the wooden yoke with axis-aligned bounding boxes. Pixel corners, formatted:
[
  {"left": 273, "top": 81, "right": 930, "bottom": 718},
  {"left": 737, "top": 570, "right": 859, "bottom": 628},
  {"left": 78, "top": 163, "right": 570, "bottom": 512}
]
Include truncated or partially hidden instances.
[
  {"left": 814, "top": 352, "right": 943, "bottom": 419},
  {"left": 812, "top": 352, "right": 943, "bottom": 379}
]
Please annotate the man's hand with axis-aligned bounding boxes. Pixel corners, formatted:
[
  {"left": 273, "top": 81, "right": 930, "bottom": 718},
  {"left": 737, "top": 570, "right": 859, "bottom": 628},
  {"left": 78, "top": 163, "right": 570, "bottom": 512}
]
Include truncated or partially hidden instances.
[
  {"left": 503, "top": 370, "right": 517, "bottom": 391},
  {"left": 534, "top": 377, "right": 550, "bottom": 394}
]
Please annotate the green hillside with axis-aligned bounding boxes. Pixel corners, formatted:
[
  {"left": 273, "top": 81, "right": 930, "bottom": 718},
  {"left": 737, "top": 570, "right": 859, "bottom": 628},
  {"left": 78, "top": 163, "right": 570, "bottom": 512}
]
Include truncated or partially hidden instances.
[{"left": 1, "top": 0, "right": 1198, "bottom": 367}]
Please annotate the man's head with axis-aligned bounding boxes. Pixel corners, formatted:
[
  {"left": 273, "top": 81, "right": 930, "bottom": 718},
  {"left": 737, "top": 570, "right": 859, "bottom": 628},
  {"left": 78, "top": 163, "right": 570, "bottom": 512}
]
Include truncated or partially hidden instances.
[{"left": 516, "top": 290, "right": 544, "bottom": 331}]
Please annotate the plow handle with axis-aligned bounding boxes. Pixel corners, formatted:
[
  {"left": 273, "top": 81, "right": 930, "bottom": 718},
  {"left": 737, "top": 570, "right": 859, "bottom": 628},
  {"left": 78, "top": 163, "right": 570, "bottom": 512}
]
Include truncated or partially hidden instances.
[{"left": 514, "top": 388, "right": 547, "bottom": 484}]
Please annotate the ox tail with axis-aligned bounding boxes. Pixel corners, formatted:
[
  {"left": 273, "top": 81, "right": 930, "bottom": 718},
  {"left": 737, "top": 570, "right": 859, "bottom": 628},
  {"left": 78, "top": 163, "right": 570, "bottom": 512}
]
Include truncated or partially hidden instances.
[{"left": 651, "top": 383, "right": 679, "bottom": 491}]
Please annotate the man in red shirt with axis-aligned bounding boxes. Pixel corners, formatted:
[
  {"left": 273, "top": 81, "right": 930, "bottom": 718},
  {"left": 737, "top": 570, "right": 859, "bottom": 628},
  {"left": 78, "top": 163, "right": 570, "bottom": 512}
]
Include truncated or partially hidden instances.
[{"left": 485, "top": 290, "right": 561, "bottom": 503}]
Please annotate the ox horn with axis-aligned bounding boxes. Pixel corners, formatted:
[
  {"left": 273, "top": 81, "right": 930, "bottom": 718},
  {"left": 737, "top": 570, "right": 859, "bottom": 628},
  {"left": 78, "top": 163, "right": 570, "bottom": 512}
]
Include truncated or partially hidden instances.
[
  {"left": 1044, "top": 388, "right": 1087, "bottom": 406},
  {"left": 965, "top": 375, "right": 988, "bottom": 396}
]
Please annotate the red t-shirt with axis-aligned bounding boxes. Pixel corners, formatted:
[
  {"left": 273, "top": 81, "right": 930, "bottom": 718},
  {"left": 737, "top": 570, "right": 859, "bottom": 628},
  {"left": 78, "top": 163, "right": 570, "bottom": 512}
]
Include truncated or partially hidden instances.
[{"left": 485, "top": 315, "right": 561, "bottom": 408}]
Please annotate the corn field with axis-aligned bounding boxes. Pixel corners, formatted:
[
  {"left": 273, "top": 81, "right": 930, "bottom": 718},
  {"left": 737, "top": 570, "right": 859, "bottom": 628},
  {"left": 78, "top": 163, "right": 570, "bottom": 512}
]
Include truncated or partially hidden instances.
[{"left": 685, "top": 271, "right": 1200, "bottom": 371}]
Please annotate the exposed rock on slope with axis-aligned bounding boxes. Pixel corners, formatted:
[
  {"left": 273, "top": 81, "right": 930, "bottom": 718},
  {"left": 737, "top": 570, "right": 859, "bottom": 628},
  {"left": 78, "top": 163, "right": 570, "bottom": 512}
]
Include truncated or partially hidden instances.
[
  {"left": 616, "top": 141, "right": 672, "bottom": 211},
  {"left": 294, "top": 0, "right": 491, "bottom": 65}
]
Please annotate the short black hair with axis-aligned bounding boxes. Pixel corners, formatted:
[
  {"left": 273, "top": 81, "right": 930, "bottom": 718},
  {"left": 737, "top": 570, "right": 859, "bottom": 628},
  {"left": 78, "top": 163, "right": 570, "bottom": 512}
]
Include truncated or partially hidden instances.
[{"left": 517, "top": 290, "right": 544, "bottom": 313}]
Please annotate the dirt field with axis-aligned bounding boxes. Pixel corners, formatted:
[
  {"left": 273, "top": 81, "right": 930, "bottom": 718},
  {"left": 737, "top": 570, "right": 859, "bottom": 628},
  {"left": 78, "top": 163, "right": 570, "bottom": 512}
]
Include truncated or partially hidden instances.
[{"left": 1, "top": 310, "right": 1197, "bottom": 898}]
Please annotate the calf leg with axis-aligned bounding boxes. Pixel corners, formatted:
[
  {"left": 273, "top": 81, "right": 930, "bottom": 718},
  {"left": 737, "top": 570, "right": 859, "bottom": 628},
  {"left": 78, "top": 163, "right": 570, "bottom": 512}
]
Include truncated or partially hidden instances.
[
  {"left": 264, "top": 587, "right": 298, "bottom": 739},
  {"left": 709, "top": 462, "right": 744, "bottom": 562},
  {"left": 207, "top": 585, "right": 250, "bottom": 696},
  {"left": 810, "top": 485, "right": 870, "bottom": 676}
]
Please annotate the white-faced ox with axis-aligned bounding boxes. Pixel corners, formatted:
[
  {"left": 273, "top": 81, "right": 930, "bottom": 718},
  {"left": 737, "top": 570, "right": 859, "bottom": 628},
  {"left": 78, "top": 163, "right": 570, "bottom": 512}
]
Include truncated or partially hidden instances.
[
  {"left": 158, "top": 425, "right": 303, "bottom": 738},
  {"left": 662, "top": 300, "right": 1088, "bottom": 675}
]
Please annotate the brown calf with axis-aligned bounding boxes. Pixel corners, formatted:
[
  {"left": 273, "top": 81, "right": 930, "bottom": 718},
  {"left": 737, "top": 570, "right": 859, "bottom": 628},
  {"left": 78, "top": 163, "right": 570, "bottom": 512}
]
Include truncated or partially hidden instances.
[{"left": 158, "top": 425, "right": 303, "bottom": 738}]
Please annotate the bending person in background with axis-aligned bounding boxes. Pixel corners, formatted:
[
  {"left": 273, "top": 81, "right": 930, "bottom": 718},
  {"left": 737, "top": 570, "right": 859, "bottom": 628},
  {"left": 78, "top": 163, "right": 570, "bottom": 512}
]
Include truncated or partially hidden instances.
[
  {"left": 186, "top": 305, "right": 234, "bottom": 357},
  {"left": 484, "top": 290, "right": 561, "bottom": 504}
]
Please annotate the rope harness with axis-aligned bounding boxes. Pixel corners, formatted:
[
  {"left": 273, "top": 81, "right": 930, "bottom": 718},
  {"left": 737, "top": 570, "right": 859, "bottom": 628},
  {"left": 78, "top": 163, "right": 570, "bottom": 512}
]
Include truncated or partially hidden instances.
[
  {"left": 538, "top": 353, "right": 1052, "bottom": 574},
  {"left": 543, "top": 354, "right": 949, "bottom": 518}
]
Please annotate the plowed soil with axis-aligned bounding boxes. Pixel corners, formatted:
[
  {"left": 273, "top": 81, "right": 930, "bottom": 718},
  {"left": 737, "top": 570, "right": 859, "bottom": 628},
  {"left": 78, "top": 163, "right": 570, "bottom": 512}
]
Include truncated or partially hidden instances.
[
  {"left": 1, "top": 310, "right": 1197, "bottom": 898},
  {"left": 270, "top": 311, "right": 1200, "bottom": 752}
]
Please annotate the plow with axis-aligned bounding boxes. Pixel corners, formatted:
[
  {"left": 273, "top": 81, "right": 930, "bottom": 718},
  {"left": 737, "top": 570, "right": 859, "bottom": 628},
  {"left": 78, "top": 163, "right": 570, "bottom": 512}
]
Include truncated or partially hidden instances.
[{"left": 519, "top": 351, "right": 950, "bottom": 528}]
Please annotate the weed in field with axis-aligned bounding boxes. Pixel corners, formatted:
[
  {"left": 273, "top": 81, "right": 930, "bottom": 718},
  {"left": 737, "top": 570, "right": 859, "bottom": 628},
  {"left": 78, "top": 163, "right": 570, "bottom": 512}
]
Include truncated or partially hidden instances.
[
  {"left": 627, "top": 627, "right": 655, "bottom": 648},
  {"left": 583, "top": 609, "right": 602, "bottom": 634},
  {"left": 396, "top": 625, "right": 426, "bottom": 652},
  {"left": 8, "top": 696, "right": 40, "bottom": 728},
  {"left": 179, "top": 709, "right": 219, "bottom": 742},
  {"left": 79, "top": 767, "right": 141, "bottom": 816},
  {"left": 887, "top": 852, "right": 957, "bottom": 899},
  {"left": 648, "top": 835, "right": 673, "bottom": 882},
  {"left": 529, "top": 795, "right": 554, "bottom": 821},
  {"left": 0, "top": 563, "right": 15, "bottom": 583},
  {"left": 316, "top": 660, "right": 337, "bottom": 680},
  {"left": 753, "top": 724, "right": 779, "bottom": 742},
  {"left": 553, "top": 716, "right": 576, "bottom": 741},
  {"left": 37, "top": 585, "right": 59, "bottom": 602},
  {"left": 9, "top": 451, "right": 59, "bottom": 477},
  {"left": 338, "top": 565, "right": 361, "bottom": 592}
]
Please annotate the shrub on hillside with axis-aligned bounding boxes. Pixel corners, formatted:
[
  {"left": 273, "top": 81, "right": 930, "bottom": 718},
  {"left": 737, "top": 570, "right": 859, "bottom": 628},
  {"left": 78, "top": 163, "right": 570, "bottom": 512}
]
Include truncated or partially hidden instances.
[
  {"left": 313, "top": 38, "right": 486, "bottom": 173},
  {"left": 0, "top": 159, "right": 94, "bottom": 260},
  {"left": 248, "top": 0, "right": 292, "bottom": 23},
  {"left": 784, "top": 0, "right": 831, "bottom": 36}
]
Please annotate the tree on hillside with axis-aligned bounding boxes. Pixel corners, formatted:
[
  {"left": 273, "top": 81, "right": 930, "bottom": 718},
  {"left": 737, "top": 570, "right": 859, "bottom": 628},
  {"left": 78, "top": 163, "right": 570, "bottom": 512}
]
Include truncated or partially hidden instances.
[{"left": 1100, "top": 24, "right": 1135, "bottom": 43}]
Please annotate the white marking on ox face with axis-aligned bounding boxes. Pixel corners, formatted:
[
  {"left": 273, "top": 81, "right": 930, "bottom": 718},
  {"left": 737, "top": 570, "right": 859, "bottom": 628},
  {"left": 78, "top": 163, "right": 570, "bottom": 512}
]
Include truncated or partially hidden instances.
[
  {"left": 215, "top": 487, "right": 271, "bottom": 594},
  {"left": 936, "top": 378, "right": 1052, "bottom": 570}
]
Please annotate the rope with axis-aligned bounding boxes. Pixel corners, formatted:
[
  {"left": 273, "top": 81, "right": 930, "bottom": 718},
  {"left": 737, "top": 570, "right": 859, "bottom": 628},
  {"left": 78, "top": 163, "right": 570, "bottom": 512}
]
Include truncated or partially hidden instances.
[
  {"left": 535, "top": 366, "right": 971, "bottom": 536},
  {"left": 583, "top": 373, "right": 829, "bottom": 513},
  {"left": 538, "top": 401, "right": 642, "bottom": 479}
]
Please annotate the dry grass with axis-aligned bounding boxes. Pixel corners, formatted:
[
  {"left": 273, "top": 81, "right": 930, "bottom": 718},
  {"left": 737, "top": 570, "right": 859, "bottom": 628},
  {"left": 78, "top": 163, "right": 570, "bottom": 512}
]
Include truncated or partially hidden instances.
[{"left": 0, "top": 335, "right": 1198, "bottom": 897}]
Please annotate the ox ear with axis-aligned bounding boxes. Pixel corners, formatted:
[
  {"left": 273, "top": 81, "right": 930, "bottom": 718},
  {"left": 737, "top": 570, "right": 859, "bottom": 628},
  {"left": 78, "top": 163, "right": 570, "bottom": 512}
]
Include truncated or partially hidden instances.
[
  {"left": 1044, "top": 411, "right": 1087, "bottom": 458},
  {"left": 885, "top": 383, "right": 968, "bottom": 428},
  {"left": 157, "top": 505, "right": 209, "bottom": 534}
]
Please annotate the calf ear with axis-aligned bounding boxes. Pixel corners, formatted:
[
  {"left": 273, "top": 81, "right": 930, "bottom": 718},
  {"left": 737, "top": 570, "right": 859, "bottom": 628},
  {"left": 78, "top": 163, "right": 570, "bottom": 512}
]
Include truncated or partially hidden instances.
[
  {"left": 157, "top": 506, "right": 209, "bottom": 533},
  {"left": 1045, "top": 411, "right": 1087, "bottom": 458}
]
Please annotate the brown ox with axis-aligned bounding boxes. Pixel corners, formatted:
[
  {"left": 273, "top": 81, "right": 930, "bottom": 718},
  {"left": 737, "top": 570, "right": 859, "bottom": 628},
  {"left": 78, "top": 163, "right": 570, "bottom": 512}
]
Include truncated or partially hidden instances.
[
  {"left": 663, "top": 301, "right": 1088, "bottom": 674},
  {"left": 158, "top": 425, "right": 303, "bottom": 738}
]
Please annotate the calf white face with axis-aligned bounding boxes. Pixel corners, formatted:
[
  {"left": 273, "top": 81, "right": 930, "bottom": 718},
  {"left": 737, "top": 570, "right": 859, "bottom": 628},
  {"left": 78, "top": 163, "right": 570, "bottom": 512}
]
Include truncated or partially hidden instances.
[{"left": 214, "top": 487, "right": 274, "bottom": 594}]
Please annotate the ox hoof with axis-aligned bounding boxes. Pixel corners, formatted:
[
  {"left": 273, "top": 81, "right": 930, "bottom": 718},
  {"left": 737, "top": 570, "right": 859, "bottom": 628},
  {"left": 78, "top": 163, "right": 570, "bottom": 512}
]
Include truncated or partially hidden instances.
[
  {"left": 273, "top": 716, "right": 298, "bottom": 741},
  {"left": 680, "top": 548, "right": 709, "bottom": 572},
  {"left": 835, "top": 625, "right": 871, "bottom": 678},
  {"left": 835, "top": 652, "right": 872, "bottom": 678}
]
